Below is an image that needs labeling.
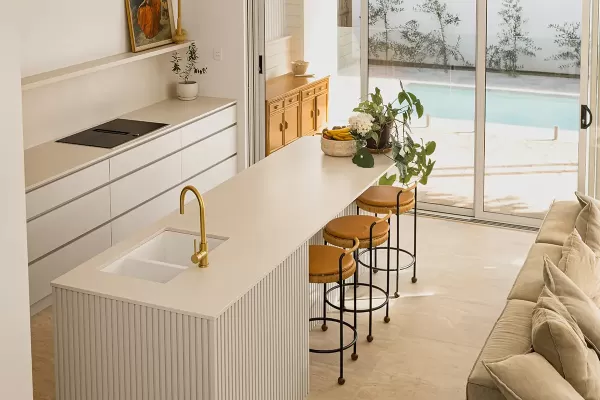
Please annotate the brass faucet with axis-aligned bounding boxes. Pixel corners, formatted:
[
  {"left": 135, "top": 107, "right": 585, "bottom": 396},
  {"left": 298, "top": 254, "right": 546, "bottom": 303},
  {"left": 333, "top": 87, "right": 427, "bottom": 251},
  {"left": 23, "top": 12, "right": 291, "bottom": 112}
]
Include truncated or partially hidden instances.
[{"left": 179, "top": 185, "right": 209, "bottom": 268}]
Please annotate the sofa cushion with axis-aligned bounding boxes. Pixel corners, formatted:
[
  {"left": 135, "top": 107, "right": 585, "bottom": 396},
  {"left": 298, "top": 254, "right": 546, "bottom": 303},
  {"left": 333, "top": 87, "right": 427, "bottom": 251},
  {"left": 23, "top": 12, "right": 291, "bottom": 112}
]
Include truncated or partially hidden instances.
[
  {"left": 544, "top": 257, "right": 600, "bottom": 355},
  {"left": 483, "top": 353, "right": 585, "bottom": 400},
  {"left": 536, "top": 201, "right": 581, "bottom": 246},
  {"left": 508, "top": 243, "right": 563, "bottom": 302},
  {"left": 559, "top": 230, "right": 600, "bottom": 307},
  {"left": 467, "top": 300, "right": 535, "bottom": 400},
  {"left": 575, "top": 200, "right": 600, "bottom": 254},
  {"left": 532, "top": 287, "right": 600, "bottom": 400}
]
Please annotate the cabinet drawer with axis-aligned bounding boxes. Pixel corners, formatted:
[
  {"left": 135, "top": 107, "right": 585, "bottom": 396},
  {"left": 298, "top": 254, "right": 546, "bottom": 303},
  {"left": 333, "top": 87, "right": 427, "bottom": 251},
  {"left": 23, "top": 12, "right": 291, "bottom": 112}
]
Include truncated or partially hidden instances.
[
  {"left": 27, "top": 186, "right": 111, "bottom": 262},
  {"left": 285, "top": 93, "right": 300, "bottom": 106},
  {"left": 183, "top": 156, "right": 237, "bottom": 195},
  {"left": 269, "top": 100, "right": 285, "bottom": 114},
  {"left": 26, "top": 161, "right": 109, "bottom": 220},
  {"left": 182, "top": 126, "right": 237, "bottom": 180},
  {"left": 182, "top": 105, "right": 237, "bottom": 147},
  {"left": 302, "top": 88, "right": 316, "bottom": 99},
  {"left": 315, "top": 81, "right": 328, "bottom": 95},
  {"left": 110, "top": 152, "right": 182, "bottom": 217},
  {"left": 111, "top": 187, "right": 180, "bottom": 245},
  {"left": 110, "top": 130, "right": 181, "bottom": 180},
  {"left": 29, "top": 225, "right": 111, "bottom": 305}
]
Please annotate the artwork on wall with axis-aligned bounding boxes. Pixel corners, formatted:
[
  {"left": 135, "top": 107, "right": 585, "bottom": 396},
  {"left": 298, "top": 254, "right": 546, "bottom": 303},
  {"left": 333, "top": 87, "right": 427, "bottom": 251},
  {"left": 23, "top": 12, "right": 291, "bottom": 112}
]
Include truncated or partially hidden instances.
[{"left": 126, "top": 0, "right": 176, "bottom": 52}]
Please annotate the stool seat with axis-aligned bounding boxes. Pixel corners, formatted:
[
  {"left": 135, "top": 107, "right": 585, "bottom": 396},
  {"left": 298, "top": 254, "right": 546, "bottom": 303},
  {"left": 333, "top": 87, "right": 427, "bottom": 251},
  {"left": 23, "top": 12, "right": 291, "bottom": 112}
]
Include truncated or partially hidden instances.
[
  {"left": 357, "top": 186, "right": 415, "bottom": 214},
  {"left": 309, "top": 245, "right": 356, "bottom": 283},
  {"left": 324, "top": 215, "right": 389, "bottom": 248}
]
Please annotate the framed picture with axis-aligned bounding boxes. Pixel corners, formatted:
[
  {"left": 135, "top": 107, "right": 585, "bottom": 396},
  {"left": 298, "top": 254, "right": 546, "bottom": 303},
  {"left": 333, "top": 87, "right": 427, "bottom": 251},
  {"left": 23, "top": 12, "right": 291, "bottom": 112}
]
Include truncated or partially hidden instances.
[{"left": 125, "top": 0, "right": 176, "bottom": 52}]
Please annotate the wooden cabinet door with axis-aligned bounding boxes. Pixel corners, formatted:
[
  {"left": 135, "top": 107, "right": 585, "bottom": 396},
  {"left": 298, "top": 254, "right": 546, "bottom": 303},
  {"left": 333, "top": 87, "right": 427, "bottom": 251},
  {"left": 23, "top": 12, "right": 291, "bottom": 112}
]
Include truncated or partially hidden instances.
[
  {"left": 268, "top": 111, "right": 285, "bottom": 153},
  {"left": 284, "top": 104, "right": 300, "bottom": 145},
  {"left": 301, "top": 99, "right": 316, "bottom": 136},
  {"left": 316, "top": 93, "right": 328, "bottom": 131}
]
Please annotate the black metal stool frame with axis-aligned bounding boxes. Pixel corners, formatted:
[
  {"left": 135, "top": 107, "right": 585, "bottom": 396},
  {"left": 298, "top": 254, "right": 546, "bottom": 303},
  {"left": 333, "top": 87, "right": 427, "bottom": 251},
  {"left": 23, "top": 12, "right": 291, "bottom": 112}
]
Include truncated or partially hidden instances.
[
  {"left": 357, "top": 186, "right": 418, "bottom": 299},
  {"left": 309, "top": 240, "right": 359, "bottom": 385},
  {"left": 324, "top": 214, "right": 391, "bottom": 344}
]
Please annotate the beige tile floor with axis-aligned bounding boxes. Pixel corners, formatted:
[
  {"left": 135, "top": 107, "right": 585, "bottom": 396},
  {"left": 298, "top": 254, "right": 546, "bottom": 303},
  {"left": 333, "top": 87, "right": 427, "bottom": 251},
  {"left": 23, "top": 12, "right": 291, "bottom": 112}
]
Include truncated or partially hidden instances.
[{"left": 30, "top": 215, "right": 536, "bottom": 400}]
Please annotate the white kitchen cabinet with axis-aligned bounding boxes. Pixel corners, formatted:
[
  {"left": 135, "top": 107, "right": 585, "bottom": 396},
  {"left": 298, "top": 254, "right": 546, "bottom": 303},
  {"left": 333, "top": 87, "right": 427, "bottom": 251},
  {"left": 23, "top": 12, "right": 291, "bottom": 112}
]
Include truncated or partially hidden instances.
[
  {"left": 182, "top": 126, "right": 237, "bottom": 180},
  {"left": 27, "top": 186, "right": 111, "bottom": 262},
  {"left": 110, "top": 152, "right": 182, "bottom": 217},
  {"left": 29, "top": 225, "right": 111, "bottom": 306},
  {"left": 181, "top": 105, "right": 237, "bottom": 147},
  {"left": 109, "top": 129, "right": 182, "bottom": 180},
  {"left": 183, "top": 156, "right": 238, "bottom": 195},
  {"left": 111, "top": 187, "right": 180, "bottom": 245},
  {"left": 26, "top": 160, "right": 109, "bottom": 220}
]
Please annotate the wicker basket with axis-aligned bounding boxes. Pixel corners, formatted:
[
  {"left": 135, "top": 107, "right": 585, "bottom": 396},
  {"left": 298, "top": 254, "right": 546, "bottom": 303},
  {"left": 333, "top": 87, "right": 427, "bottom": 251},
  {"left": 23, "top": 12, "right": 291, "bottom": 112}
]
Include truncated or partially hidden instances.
[{"left": 321, "top": 136, "right": 357, "bottom": 157}]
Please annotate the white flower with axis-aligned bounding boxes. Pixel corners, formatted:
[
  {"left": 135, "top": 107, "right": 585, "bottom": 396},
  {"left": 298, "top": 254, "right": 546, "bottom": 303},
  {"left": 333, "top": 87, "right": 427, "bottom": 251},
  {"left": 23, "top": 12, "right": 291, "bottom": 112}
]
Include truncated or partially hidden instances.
[{"left": 348, "top": 113, "right": 374, "bottom": 135}]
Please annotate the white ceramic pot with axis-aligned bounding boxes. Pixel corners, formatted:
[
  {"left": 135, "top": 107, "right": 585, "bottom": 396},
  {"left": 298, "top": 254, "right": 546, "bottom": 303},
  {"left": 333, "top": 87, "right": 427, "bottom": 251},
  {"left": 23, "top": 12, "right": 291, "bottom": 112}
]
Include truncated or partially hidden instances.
[{"left": 177, "top": 81, "right": 199, "bottom": 101}]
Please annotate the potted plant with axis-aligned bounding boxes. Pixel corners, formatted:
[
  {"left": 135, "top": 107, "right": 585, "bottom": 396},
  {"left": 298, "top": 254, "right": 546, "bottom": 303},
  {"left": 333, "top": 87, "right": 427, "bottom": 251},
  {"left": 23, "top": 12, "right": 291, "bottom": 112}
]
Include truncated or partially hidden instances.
[
  {"left": 350, "top": 85, "right": 437, "bottom": 186},
  {"left": 171, "top": 43, "right": 207, "bottom": 101}
]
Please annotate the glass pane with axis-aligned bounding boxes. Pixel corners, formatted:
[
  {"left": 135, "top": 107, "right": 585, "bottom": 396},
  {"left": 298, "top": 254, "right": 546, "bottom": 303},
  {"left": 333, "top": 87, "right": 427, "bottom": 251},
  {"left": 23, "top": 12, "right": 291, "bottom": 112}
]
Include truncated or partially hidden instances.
[
  {"left": 367, "top": 0, "right": 476, "bottom": 209},
  {"left": 484, "top": 0, "right": 581, "bottom": 218}
]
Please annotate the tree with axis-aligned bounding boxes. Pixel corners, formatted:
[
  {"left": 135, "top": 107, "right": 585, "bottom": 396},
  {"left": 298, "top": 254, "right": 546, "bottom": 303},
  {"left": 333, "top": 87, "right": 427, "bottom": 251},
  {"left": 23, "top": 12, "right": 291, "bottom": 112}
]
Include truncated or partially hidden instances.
[
  {"left": 547, "top": 22, "right": 581, "bottom": 70},
  {"left": 413, "top": 0, "right": 467, "bottom": 69},
  {"left": 368, "top": 0, "right": 405, "bottom": 61},
  {"left": 486, "top": 0, "right": 540, "bottom": 76}
]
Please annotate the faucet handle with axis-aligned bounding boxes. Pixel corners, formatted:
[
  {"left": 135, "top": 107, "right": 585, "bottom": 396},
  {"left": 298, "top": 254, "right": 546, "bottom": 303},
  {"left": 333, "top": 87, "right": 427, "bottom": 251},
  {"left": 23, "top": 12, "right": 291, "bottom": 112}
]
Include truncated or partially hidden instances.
[{"left": 191, "top": 239, "right": 200, "bottom": 264}]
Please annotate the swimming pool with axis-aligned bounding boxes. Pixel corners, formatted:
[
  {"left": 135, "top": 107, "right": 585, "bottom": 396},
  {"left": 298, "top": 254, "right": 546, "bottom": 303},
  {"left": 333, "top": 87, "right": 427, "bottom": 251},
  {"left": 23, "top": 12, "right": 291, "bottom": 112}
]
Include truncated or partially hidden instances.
[{"left": 406, "top": 83, "right": 580, "bottom": 131}]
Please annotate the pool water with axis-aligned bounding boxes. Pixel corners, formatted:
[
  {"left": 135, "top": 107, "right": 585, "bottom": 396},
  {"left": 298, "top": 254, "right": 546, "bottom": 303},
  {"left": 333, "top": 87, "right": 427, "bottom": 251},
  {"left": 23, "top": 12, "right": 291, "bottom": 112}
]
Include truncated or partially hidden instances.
[{"left": 406, "top": 83, "right": 580, "bottom": 131}]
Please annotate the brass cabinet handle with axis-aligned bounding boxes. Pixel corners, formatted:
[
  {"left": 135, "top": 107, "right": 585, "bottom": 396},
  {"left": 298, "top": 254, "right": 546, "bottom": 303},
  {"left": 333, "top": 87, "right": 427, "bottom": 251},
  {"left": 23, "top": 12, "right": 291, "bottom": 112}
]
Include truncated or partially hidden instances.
[
  {"left": 279, "top": 123, "right": 283, "bottom": 131},
  {"left": 317, "top": 109, "right": 321, "bottom": 116},
  {"left": 285, "top": 121, "right": 289, "bottom": 129},
  {"left": 310, "top": 110, "right": 314, "bottom": 118},
  {"left": 274, "top": 104, "right": 279, "bottom": 109}
]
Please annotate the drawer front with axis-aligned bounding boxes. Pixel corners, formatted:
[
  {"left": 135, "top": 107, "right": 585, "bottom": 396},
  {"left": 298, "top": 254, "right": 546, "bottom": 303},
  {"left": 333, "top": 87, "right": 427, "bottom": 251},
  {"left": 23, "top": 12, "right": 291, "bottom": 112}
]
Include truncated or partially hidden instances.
[
  {"left": 29, "top": 225, "right": 111, "bottom": 305},
  {"left": 110, "top": 152, "right": 182, "bottom": 217},
  {"left": 269, "top": 100, "right": 285, "bottom": 114},
  {"left": 285, "top": 93, "right": 300, "bottom": 107},
  {"left": 111, "top": 187, "right": 179, "bottom": 245},
  {"left": 182, "top": 126, "right": 237, "bottom": 180},
  {"left": 110, "top": 130, "right": 181, "bottom": 180},
  {"left": 314, "top": 81, "right": 328, "bottom": 95},
  {"left": 27, "top": 186, "right": 111, "bottom": 262},
  {"left": 181, "top": 105, "right": 237, "bottom": 147},
  {"left": 182, "top": 155, "right": 238, "bottom": 195},
  {"left": 302, "top": 88, "right": 316, "bottom": 99},
  {"left": 26, "top": 161, "right": 109, "bottom": 220}
]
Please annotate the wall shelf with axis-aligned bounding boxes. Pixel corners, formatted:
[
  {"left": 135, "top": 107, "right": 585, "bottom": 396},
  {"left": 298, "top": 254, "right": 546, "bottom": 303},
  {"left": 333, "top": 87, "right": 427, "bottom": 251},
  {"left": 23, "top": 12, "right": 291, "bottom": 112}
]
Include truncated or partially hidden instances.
[{"left": 21, "top": 41, "right": 192, "bottom": 91}]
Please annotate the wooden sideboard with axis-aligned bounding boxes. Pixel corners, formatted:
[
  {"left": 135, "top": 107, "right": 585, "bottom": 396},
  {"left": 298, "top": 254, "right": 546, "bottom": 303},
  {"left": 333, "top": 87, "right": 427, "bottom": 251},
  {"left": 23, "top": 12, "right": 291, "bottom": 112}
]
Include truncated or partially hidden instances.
[{"left": 265, "top": 74, "right": 329, "bottom": 155}]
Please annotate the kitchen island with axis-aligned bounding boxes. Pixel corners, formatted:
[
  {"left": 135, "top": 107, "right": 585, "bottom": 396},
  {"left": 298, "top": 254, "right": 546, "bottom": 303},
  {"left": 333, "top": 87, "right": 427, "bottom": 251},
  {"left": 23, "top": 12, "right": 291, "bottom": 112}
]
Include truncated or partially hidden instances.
[{"left": 52, "top": 136, "right": 394, "bottom": 400}]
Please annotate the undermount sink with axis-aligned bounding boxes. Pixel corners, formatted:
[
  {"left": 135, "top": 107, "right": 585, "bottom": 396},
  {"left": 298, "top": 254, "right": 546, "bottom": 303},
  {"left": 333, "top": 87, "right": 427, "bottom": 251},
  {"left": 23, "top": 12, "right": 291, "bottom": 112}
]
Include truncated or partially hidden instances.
[{"left": 101, "top": 229, "right": 227, "bottom": 283}]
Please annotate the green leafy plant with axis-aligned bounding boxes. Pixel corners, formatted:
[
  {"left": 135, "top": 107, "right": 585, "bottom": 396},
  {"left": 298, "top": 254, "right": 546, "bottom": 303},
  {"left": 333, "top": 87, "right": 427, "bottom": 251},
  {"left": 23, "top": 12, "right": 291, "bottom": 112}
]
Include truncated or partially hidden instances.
[
  {"left": 547, "top": 22, "right": 581, "bottom": 70},
  {"left": 171, "top": 43, "right": 207, "bottom": 83},
  {"left": 351, "top": 86, "right": 436, "bottom": 186}
]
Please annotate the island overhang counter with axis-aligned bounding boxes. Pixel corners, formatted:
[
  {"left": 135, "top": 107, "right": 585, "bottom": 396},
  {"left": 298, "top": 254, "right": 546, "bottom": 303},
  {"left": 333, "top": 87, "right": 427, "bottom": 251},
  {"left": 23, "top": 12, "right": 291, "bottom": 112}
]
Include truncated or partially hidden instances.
[{"left": 52, "top": 136, "right": 394, "bottom": 400}]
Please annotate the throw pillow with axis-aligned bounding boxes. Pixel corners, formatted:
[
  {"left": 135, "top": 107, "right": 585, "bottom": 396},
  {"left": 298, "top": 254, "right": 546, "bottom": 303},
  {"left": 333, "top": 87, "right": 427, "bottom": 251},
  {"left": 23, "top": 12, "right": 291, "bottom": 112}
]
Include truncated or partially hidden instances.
[
  {"left": 532, "top": 286, "right": 600, "bottom": 400},
  {"left": 558, "top": 230, "right": 600, "bottom": 307},
  {"left": 576, "top": 191, "right": 600, "bottom": 209},
  {"left": 483, "top": 353, "right": 585, "bottom": 400},
  {"left": 575, "top": 200, "right": 600, "bottom": 254},
  {"left": 544, "top": 256, "right": 600, "bottom": 355}
]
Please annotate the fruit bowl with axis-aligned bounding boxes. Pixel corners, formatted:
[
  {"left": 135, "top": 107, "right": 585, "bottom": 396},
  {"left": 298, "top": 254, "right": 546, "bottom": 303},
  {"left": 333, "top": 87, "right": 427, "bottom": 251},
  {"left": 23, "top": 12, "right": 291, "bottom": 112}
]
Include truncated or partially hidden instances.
[{"left": 321, "top": 127, "right": 356, "bottom": 157}]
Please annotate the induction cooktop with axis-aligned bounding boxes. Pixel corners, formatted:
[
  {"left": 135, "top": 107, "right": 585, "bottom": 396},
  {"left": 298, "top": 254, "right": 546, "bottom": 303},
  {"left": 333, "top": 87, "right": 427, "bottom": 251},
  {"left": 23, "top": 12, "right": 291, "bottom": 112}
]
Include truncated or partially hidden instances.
[{"left": 57, "top": 119, "right": 169, "bottom": 149}]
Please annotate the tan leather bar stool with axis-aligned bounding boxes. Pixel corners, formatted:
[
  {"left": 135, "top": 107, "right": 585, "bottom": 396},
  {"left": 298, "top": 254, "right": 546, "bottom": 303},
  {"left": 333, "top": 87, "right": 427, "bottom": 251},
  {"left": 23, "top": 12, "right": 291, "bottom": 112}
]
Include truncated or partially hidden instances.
[
  {"left": 322, "top": 211, "right": 392, "bottom": 344},
  {"left": 309, "top": 238, "right": 360, "bottom": 385},
  {"left": 356, "top": 183, "right": 418, "bottom": 300}
]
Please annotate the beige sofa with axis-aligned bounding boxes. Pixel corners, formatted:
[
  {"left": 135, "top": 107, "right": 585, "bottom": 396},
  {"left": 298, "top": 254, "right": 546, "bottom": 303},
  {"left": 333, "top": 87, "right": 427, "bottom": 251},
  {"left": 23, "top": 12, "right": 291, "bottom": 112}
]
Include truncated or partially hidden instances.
[{"left": 466, "top": 200, "right": 582, "bottom": 400}]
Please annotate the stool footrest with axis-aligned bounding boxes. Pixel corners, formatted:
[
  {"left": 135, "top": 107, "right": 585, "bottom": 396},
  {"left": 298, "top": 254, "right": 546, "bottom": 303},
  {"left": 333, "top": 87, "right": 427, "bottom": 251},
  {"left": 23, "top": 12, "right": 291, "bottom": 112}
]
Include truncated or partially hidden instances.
[
  {"left": 357, "top": 247, "right": 415, "bottom": 272},
  {"left": 325, "top": 283, "right": 389, "bottom": 313},
  {"left": 309, "top": 317, "right": 358, "bottom": 354}
]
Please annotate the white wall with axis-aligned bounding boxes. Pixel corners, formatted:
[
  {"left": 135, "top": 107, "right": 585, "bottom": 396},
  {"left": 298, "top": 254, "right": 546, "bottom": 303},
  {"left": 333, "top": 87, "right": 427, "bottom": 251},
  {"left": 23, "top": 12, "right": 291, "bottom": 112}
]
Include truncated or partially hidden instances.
[
  {"left": 266, "top": 36, "right": 293, "bottom": 79},
  {"left": 303, "top": 0, "right": 339, "bottom": 76},
  {"left": 0, "top": 2, "right": 34, "bottom": 399},
  {"left": 184, "top": 0, "right": 248, "bottom": 171},
  {"left": 265, "top": 0, "right": 287, "bottom": 41}
]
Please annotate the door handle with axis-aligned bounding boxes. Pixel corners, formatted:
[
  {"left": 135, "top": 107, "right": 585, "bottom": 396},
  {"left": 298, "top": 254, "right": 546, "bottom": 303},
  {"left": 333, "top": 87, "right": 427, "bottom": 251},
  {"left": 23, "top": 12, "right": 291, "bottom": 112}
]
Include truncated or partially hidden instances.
[
  {"left": 279, "top": 123, "right": 284, "bottom": 132},
  {"left": 310, "top": 110, "right": 314, "bottom": 118},
  {"left": 317, "top": 109, "right": 321, "bottom": 116},
  {"left": 285, "top": 121, "right": 289, "bottom": 129},
  {"left": 581, "top": 105, "right": 593, "bottom": 129}
]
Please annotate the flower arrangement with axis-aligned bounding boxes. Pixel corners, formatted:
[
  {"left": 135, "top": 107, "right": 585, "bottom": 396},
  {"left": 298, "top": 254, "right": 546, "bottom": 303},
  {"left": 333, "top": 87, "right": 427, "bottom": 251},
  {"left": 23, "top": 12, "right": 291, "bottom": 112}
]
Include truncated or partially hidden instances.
[{"left": 349, "top": 85, "right": 437, "bottom": 186}]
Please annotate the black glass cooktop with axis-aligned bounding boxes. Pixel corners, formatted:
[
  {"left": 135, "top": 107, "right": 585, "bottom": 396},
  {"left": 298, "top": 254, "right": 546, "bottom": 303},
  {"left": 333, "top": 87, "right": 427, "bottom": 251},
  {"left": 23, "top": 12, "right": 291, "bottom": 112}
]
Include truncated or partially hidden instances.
[{"left": 57, "top": 119, "right": 169, "bottom": 149}]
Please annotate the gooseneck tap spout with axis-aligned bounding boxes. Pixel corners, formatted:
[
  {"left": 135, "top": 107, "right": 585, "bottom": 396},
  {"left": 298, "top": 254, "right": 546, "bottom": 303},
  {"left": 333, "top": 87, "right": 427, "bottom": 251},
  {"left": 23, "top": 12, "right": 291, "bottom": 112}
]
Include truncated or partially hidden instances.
[{"left": 180, "top": 185, "right": 209, "bottom": 268}]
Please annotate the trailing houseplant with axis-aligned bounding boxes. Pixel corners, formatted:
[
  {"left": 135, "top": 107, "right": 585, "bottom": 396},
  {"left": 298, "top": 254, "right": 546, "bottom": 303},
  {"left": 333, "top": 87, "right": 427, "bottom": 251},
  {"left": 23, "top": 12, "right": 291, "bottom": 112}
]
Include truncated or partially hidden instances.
[
  {"left": 350, "top": 85, "right": 437, "bottom": 186},
  {"left": 171, "top": 42, "right": 208, "bottom": 101}
]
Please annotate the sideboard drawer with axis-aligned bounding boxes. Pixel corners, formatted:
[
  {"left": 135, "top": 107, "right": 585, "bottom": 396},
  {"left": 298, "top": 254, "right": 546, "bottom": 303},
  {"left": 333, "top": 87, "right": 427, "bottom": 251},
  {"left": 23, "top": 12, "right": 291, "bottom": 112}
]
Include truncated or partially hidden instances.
[
  {"left": 302, "top": 88, "right": 316, "bottom": 99},
  {"left": 182, "top": 126, "right": 237, "bottom": 180},
  {"left": 285, "top": 93, "right": 300, "bottom": 106},
  {"left": 26, "top": 161, "right": 109, "bottom": 220},
  {"left": 181, "top": 105, "right": 237, "bottom": 147},
  {"left": 110, "top": 152, "right": 182, "bottom": 217},
  {"left": 110, "top": 129, "right": 181, "bottom": 180},
  {"left": 314, "top": 81, "right": 328, "bottom": 95},
  {"left": 27, "top": 186, "right": 111, "bottom": 262},
  {"left": 269, "top": 100, "right": 285, "bottom": 114}
]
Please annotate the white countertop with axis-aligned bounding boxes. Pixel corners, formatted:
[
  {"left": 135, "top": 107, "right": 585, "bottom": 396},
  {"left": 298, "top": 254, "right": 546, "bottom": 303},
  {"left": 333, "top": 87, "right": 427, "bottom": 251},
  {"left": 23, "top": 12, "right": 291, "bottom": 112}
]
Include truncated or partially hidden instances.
[
  {"left": 52, "top": 137, "right": 394, "bottom": 319},
  {"left": 24, "top": 96, "right": 236, "bottom": 191}
]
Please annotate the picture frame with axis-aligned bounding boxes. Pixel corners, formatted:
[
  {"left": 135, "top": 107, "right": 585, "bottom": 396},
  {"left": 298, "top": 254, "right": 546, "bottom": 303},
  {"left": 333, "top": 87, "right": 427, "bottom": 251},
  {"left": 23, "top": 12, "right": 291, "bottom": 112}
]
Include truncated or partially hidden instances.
[{"left": 125, "top": 0, "right": 176, "bottom": 53}]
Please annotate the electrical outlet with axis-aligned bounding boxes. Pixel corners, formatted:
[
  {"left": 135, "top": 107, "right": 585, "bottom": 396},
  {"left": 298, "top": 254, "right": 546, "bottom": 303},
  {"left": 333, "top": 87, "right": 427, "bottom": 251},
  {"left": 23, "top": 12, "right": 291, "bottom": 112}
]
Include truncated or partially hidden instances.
[{"left": 213, "top": 48, "right": 223, "bottom": 61}]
